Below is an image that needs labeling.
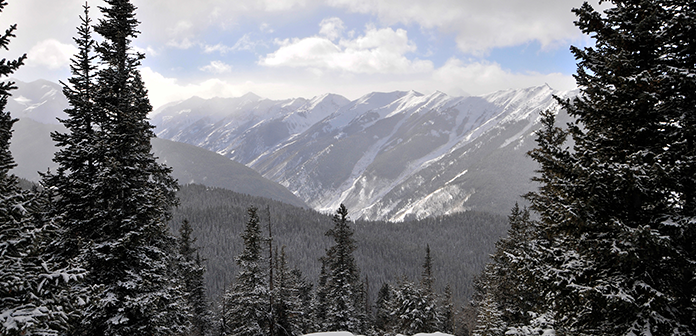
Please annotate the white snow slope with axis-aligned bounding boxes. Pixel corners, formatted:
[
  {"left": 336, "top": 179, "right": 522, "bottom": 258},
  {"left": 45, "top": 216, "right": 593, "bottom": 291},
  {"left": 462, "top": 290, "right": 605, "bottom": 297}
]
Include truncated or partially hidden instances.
[{"left": 152, "top": 85, "right": 577, "bottom": 221}]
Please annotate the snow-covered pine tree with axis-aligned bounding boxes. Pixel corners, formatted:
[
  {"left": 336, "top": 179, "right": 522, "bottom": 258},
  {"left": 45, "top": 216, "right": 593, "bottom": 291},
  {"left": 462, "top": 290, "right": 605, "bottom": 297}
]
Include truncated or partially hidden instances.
[
  {"left": 289, "top": 268, "right": 313, "bottom": 335},
  {"left": 388, "top": 278, "right": 440, "bottom": 336},
  {"left": 0, "top": 2, "right": 84, "bottom": 334},
  {"left": 373, "top": 283, "right": 391, "bottom": 333},
  {"left": 440, "top": 285, "right": 454, "bottom": 334},
  {"left": 178, "top": 220, "right": 212, "bottom": 336},
  {"left": 44, "top": 1, "right": 188, "bottom": 335},
  {"left": 418, "top": 245, "right": 440, "bottom": 333},
  {"left": 273, "top": 246, "right": 305, "bottom": 336},
  {"left": 223, "top": 207, "right": 269, "bottom": 336},
  {"left": 317, "top": 204, "right": 365, "bottom": 334},
  {"left": 44, "top": 2, "right": 99, "bottom": 260},
  {"left": 471, "top": 292, "right": 505, "bottom": 336},
  {"left": 474, "top": 203, "right": 550, "bottom": 330},
  {"left": 521, "top": 1, "right": 696, "bottom": 334}
]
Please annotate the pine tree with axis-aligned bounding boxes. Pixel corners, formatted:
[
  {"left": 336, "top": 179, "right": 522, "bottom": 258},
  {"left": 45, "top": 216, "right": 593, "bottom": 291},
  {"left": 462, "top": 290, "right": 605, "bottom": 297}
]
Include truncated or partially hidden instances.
[
  {"left": 317, "top": 204, "right": 365, "bottom": 333},
  {"left": 0, "top": 2, "right": 84, "bottom": 334},
  {"left": 519, "top": 1, "right": 696, "bottom": 334},
  {"left": 471, "top": 292, "right": 505, "bottom": 336},
  {"left": 440, "top": 285, "right": 455, "bottom": 334},
  {"left": 44, "top": 1, "right": 188, "bottom": 334},
  {"left": 389, "top": 279, "right": 440, "bottom": 335},
  {"left": 44, "top": 2, "right": 99, "bottom": 260},
  {"left": 179, "top": 220, "right": 212, "bottom": 336},
  {"left": 222, "top": 207, "right": 269, "bottom": 336},
  {"left": 421, "top": 245, "right": 434, "bottom": 294},
  {"left": 373, "top": 283, "right": 391, "bottom": 333},
  {"left": 273, "top": 246, "right": 305, "bottom": 336},
  {"left": 289, "top": 268, "right": 313, "bottom": 335}
]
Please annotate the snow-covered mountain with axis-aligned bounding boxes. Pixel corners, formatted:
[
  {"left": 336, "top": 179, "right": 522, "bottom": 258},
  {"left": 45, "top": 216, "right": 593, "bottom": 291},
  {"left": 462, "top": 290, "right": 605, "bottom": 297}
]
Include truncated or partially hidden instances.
[
  {"left": 152, "top": 85, "right": 577, "bottom": 221},
  {"left": 7, "top": 79, "right": 68, "bottom": 124}
]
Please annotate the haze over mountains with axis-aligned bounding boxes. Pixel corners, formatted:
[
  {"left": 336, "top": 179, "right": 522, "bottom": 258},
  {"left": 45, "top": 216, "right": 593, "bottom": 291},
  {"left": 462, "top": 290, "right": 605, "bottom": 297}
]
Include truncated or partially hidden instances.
[
  {"left": 153, "top": 84, "right": 577, "bottom": 221},
  {"left": 10, "top": 78, "right": 576, "bottom": 221}
]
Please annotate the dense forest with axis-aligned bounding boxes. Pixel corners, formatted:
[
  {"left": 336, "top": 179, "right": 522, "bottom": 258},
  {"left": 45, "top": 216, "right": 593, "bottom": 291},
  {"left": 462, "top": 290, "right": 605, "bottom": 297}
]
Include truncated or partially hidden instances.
[
  {"left": 1, "top": 0, "right": 695, "bottom": 336},
  {"left": 170, "top": 183, "right": 508, "bottom": 305}
]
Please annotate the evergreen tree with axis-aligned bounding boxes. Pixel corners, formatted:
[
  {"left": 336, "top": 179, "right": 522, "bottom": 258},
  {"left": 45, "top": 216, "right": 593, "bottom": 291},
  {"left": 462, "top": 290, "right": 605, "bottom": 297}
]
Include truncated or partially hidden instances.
[
  {"left": 273, "top": 246, "right": 304, "bottom": 336},
  {"left": 440, "top": 285, "right": 455, "bottom": 334},
  {"left": 317, "top": 204, "right": 365, "bottom": 333},
  {"left": 0, "top": 2, "right": 84, "bottom": 334},
  {"left": 45, "top": 2, "right": 98, "bottom": 260},
  {"left": 474, "top": 203, "right": 550, "bottom": 332},
  {"left": 289, "top": 268, "right": 313, "bottom": 335},
  {"left": 421, "top": 245, "right": 434, "bottom": 294},
  {"left": 471, "top": 292, "right": 505, "bottom": 336},
  {"left": 44, "top": 1, "right": 188, "bottom": 335},
  {"left": 222, "top": 207, "right": 269, "bottom": 336},
  {"left": 389, "top": 279, "right": 440, "bottom": 335},
  {"left": 179, "top": 220, "right": 211, "bottom": 336},
  {"left": 516, "top": 1, "right": 696, "bottom": 334},
  {"left": 373, "top": 283, "right": 391, "bottom": 333}
]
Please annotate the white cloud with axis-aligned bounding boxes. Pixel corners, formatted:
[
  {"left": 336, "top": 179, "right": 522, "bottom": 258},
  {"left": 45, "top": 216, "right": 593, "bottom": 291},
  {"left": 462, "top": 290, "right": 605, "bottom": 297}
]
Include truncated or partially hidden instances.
[
  {"left": 203, "top": 34, "right": 261, "bottom": 54},
  {"left": 200, "top": 61, "right": 233, "bottom": 74},
  {"left": 319, "top": 17, "right": 345, "bottom": 41},
  {"left": 167, "top": 38, "right": 196, "bottom": 49},
  {"left": 326, "top": 0, "right": 597, "bottom": 54},
  {"left": 260, "top": 24, "right": 433, "bottom": 74},
  {"left": 432, "top": 58, "right": 577, "bottom": 96},
  {"left": 133, "top": 45, "right": 159, "bottom": 57},
  {"left": 26, "top": 39, "right": 78, "bottom": 70},
  {"left": 259, "top": 23, "right": 274, "bottom": 33}
]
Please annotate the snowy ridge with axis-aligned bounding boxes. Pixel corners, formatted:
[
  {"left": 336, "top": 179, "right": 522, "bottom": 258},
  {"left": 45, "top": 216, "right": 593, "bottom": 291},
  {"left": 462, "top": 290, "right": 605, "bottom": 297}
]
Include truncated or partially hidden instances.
[{"left": 151, "top": 85, "right": 577, "bottom": 221}]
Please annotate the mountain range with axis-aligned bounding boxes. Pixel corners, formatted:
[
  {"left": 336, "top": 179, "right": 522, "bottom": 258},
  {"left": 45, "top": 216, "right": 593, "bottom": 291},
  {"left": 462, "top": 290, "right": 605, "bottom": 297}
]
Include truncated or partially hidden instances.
[
  {"left": 9, "top": 78, "right": 577, "bottom": 221},
  {"left": 152, "top": 84, "right": 577, "bottom": 221},
  {"left": 7, "top": 79, "right": 305, "bottom": 208}
]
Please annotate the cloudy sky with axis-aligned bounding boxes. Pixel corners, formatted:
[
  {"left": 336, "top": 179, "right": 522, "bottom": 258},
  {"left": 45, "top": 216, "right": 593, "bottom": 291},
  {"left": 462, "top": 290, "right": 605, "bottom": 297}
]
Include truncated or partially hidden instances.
[{"left": 0, "top": 0, "right": 601, "bottom": 110}]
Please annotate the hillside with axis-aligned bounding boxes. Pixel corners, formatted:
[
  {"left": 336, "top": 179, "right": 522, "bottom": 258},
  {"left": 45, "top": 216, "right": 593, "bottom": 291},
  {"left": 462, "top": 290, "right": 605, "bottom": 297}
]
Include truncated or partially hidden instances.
[
  {"left": 170, "top": 184, "right": 509, "bottom": 305},
  {"left": 152, "top": 85, "right": 578, "bottom": 221},
  {"left": 9, "top": 118, "right": 306, "bottom": 207}
]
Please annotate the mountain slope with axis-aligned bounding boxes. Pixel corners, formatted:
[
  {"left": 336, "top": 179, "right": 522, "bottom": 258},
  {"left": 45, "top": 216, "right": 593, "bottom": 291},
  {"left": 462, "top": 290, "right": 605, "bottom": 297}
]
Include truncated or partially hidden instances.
[
  {"left": 9, "top": 117, "right": 306, "bottom": 207},
  {"left": 7, "top": 79, "right": 67, "bottom": 124},
  {"left": 154, "top": 85, "right": 577, "bottom": 221}
]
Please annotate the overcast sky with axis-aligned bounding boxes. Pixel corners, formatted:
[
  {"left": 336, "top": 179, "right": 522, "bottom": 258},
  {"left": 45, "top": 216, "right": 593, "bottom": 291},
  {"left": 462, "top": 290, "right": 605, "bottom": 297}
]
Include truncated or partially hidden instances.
[{"left": 0, "top": 0, "right": 602, "bottom": 110}]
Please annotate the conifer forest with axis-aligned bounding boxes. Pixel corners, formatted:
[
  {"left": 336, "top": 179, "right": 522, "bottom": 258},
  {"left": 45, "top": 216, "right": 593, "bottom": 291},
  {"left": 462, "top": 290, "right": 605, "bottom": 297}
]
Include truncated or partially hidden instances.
[{"left": 1, "top": 0, "right": 695, "bottom": 336}]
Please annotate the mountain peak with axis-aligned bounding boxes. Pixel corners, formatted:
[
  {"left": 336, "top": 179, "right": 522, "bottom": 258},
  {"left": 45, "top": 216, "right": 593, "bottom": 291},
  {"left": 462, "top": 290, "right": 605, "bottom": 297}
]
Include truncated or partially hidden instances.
[{"left": 240, "top": 92, "right": 262, "bottom": 101}]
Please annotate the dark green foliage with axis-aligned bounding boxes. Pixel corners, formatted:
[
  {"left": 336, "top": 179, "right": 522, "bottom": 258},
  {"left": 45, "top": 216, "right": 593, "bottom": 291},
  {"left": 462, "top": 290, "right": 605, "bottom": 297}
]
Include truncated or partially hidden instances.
[
  {"left": 179, "top": 220, "right": 212, "bottom": 336},
  {"left": 373, "top": 283, "right": 391, "bottom": 333},
  {"left": 440, "top": 285, "right": 455, "bottom": 334},
  {"left": 476, "top": 1, "right": 696, "bottom": 335},
  {"left": 317, "top": 204, "right": 366, "bottom": 333},
  {"left": 222, "top": 207, "right": 269, "bottom": 336},
  {"left": 171, "top": 184, "right": 508, "bottom": 307},
  {"left": 0, "top": 3, "right": 84, "bottom": 334},
  {"left": 43, "top": 1, "right": 187, "bottom": 335}
]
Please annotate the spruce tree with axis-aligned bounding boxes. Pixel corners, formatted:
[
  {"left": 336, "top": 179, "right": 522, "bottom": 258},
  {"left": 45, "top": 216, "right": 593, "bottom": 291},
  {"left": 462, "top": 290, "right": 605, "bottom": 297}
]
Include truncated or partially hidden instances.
[
  {"left": 519, "top": 1, "right": 696, "bottom": 334},
  {"left": 44, "top": 1, "right": 188, "bottom": 335},
  {"left": 421, "top": 245, "right": 434, "bottom": 294},
  {"left": 373, "top": 283, "right": 391, "bottom": 333},
  {"left": 389, "top": 279, "right": 439, "bottom": 335},
  {"left": 223, "top": 207, "right": 269, "bottom": 336},
  {"left": 178, "top": 220, "right": 211, "bottom": 336},
  {"left": 45, "top": 2, "right": 99, "bottom": 260},
  {"left": 0, "top": 2, "right": 84, "bottom": 334},
  {"left": 273, "top": 246, "right": 305, "bottom": 336},
  {"left": 317, "top": 204, "right": 365, "bottom": 333}
]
